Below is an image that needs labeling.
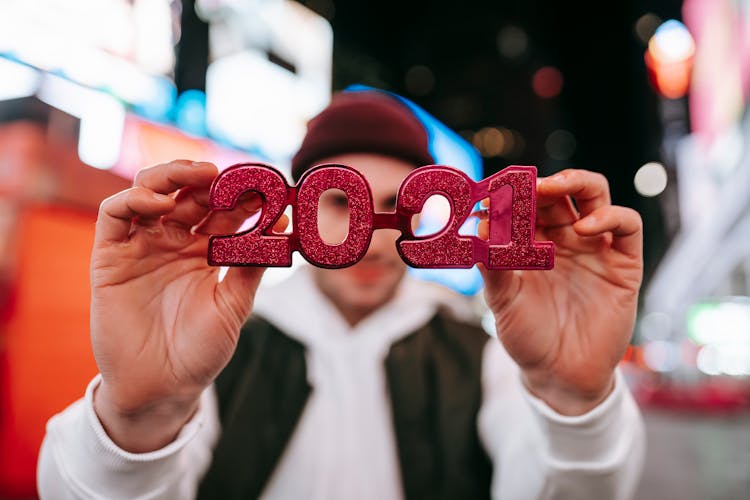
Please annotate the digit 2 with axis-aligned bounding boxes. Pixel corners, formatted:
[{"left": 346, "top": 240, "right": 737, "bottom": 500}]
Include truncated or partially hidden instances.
[
  {"left": 208, "top": 163, "right": 293, "bottom": 266},
  {"left": 396, "top": 167, "right": 475, "bottom": 268}
]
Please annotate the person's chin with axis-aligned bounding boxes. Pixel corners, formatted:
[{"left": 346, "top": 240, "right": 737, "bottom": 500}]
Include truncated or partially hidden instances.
[
  {"left": 340, "top": 267, "right": 399, "bottom": 303},
  {"left": 343, "top": 287, "right": 394, "bottom": 316}
]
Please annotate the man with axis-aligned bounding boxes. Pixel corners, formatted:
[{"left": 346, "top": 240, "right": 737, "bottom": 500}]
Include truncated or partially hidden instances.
[{"left": 38, "top": 90, "right": 645, "bottom": 499}]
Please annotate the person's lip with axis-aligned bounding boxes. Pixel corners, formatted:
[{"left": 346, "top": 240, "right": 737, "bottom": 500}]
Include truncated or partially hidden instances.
[{"left": 346, "top": 263, "right": 390, "bottom": 282}]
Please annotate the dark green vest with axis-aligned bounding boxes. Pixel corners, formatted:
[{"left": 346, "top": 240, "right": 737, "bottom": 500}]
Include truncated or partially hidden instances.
[{"left": 197, "top": 311, "right": 492, "bottom": 499}]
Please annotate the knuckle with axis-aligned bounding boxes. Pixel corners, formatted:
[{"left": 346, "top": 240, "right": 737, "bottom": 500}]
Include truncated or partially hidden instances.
[
  {"left": 555, "top": 168, "right": 576, "bottom": 179},
  {"left": 98, "top": 195, "right": 115, "bottom": 215},
  {"left": 133, "top": 166, "right": 154, "bottom": 186},
  {"left": 124, "top": 186, "right": 153, "bottom": 208},
  {"left": 593, "top": 172, "right": 609, "bottom": 188},
  {"left": 127, "top": 186, "right": 147, "bottom": 198},
  {"left": 614, "top": 206, "right": 642, "bottom": 228},
  {"left": 133, "top": 160, "right": 185, "bottom": 186},
  {"left": 99, "top": 188, "right": 134, "bottom": 213},
  {"left": 627, "top": 207, "right": 643, "bottom": 226}
]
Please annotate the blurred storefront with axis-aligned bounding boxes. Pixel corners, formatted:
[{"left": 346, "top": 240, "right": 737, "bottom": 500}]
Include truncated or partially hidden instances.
[
  {"left": 2, "top": 0, "right": 750, "bottom": 498},
  {"left": 638, "top": 0, "right": 750, "bottom": 386},
  {"left": 0, "top": 1, "right": 331, "bottom": 496},
  {"left": 633, "top": 2, "right": 750, "bottom": 497}
]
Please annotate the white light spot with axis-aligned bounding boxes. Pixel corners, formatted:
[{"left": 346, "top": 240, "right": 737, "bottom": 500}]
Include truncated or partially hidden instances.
[
  {"left": 649, "top": 20, "right": 695, "bottom": 64},
  {"left": 643, "top": 340, "right": 678, "bottom": 372},
  {"left": 696, "top": 345, "right": 721, "bottom": 376},
  {"left": 639, "top": 311, "right": 672, "bottom": 341},
  {"left": 634, "top": 162, "right": 668, "bottom": 197},
  {"left": 0, "top": 57, "right": 40, "bottom": 100}
]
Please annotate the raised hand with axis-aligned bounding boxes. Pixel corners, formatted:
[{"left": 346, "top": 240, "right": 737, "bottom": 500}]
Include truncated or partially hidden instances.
[
  {"left": 90, "top": 160, "right": 283, "bottom": 451},
  {"left": 479, "top": 169, "right": 643, "bottom": 415}
]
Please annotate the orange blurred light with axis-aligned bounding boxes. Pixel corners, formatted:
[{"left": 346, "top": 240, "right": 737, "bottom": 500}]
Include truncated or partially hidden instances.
[
  {"left": 644, "top": 20, "right": 695, "bottom": 99},
  {"left": 645, "top": 49, "right": 694, "bottom": 99}
]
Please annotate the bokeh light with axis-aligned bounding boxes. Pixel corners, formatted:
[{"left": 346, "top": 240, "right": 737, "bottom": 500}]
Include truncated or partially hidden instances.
[
  {"left": 645, "top": 20, "right": 695, "bottom": 99},
  {"left": 649, "top": 20, "right": 695, "bottom": 64},
  {"left": 634, "top": 13, "right": 662, "bottom": 45},
  {"left": 496, "top": 25, "right": 528, "bottom": 60},
  {"left": 634, "top": 161, "right": 668, "bottom": 197},
  {"left": 471, "top": 126, "right": 520, "bottom": 158},
  {"left": 404, "top": 65, "right": 435, "bottom": 96},
  {"left": 531, "top": 66, "right": 563, "bottom": 99},
  {"left": 545, "top": 129, "right": 576, "bottom": 160},
  {"left": 643, "top": 340, "right": 679, "bottom": 372}
]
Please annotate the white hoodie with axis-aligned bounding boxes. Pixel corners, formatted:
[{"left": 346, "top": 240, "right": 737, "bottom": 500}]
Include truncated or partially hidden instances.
[{"left": 38, "top": 267, "right": 645, "bottom": 499}]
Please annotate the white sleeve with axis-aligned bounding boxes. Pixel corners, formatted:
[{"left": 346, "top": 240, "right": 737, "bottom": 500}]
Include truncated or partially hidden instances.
[
  {"left": 478, "top": 339, "right": 645, "bottom": 500},
  {"left": 37, "top": 375, "right": 221, "bottom": 499}
]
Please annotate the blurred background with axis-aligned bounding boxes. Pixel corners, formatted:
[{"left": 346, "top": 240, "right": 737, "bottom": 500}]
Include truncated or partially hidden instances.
[{"left": 1, "top": 0, "right": 749, "bottom": 498}]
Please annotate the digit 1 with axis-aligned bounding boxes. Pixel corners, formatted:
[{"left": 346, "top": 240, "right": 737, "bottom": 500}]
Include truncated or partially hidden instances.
[
  {"left": 295, "top": 165, "right": 374, "bottom": 268},
  {"left": 486, "top": 166, "right": 554, "bottom": 270},
  {"left": 208, "top": 163, "right": 293, "bottom": 266}
]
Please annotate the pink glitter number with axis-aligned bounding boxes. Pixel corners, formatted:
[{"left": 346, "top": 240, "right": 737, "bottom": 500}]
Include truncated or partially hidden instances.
[
  {"left": 206, "top": 163, "right": 554, "bottom": 270},
  {"left": 296, "top": 165, "right": 374, "bottom": 268},
  {"left": 485, "top": 167, "right": 554, "bottom": 270},
  {"left": 208, "top": 163, "right": 293, "bottom": 266},
  {"left": 396, "top": 167, "right": 475, "bottom": 268}
]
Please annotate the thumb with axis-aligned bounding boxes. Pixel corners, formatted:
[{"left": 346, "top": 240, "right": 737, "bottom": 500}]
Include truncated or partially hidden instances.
[
  {"left": 217, "top": 266, "right": 266, "bottom": 321},
  {"left": 478, "top": 263, "right": 521, "bottom": 312},
  {"left": 212, "top": 213, "right": 289, "bottom": 320}
]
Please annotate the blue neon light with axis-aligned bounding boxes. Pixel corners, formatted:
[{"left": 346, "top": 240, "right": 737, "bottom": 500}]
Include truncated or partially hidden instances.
[{"left": 344, "top": 85, "right": 485, "bottom": 295}]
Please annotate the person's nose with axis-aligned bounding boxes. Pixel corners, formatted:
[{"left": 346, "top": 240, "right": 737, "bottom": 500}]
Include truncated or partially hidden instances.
[{"left": 365, "top": 226, "right": 400, "bottom": 258}]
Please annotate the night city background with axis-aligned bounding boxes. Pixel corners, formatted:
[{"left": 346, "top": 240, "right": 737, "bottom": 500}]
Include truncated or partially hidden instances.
[{"left": 1, "top": 0, "right": 749, "bottom": 498}]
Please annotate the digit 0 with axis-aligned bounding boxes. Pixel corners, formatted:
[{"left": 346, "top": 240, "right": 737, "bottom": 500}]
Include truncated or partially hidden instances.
[
  {"left": 295, "top": 165, "right": 374, "bottom": 268},
  {"left": 208, "top": 163, "right": 293, "bottom": 266}
]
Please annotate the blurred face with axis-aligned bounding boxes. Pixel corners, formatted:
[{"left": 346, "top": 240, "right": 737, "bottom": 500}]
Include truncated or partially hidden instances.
[{"left": 309, "top": 153, "right": 414, "bottom": 326}]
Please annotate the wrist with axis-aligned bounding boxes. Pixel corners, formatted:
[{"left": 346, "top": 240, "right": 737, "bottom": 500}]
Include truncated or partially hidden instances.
[
  {"left": 94, "top": 380, "right": 201, "bottom": 453},
  {"left": 521, "top": 371, "right": 615, "bottom": 416}
]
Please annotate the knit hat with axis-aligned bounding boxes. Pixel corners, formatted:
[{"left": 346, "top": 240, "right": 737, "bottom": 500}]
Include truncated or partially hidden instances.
[{"left": 290, "top": 90, "right": 435, "bottom": 181}]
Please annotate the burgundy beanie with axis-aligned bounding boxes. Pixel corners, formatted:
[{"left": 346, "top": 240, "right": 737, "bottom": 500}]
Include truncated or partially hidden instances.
[{"left": 290, "top": 90, "right": 435, "bottom": 181}]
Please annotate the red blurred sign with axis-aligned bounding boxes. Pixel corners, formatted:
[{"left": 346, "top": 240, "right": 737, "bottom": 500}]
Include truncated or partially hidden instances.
[{"left": 112, "top": 115, "right": 261, "bottom": 181}]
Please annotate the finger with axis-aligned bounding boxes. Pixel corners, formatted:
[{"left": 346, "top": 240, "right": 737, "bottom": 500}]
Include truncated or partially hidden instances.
[
  {"left": 573, "top": 206, "right": 642, "bottom": 257},
  {"left": 477, "top": 197, "right": 575, "bottom": 236},
  {"left": 538, "top": 169, "right": 611, "bottom": 217},
  {"left": 133, "top": 160, "right": 218, "bottom": 195},
  {"left": 162, "top": 186, "right": 211, "bottom": 230},
  {"left": 478, "top": 218, "right": 488, "bottom": 240},
  {"left": 194, "top": 192, "right": 263, "bottom": 235},
  {"left": 272, "top": 213, "right": 290, "bottom": 233},
  {"left": 535, "top": 193, "right": 579, "bottom": 228},
  {"left": 478, "top": 263, "right": 522, "bottom": 311},
  {"left": 477, "top": 214, "right": 551, "bottom": 242},
  {"left": 96, "top": 187, "right": 176, "bottom": 243}
]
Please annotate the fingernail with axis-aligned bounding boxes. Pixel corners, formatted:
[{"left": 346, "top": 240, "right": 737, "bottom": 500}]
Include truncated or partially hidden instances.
[{"left": 153, "top": 193, "right": 170, "bottom": 201}]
